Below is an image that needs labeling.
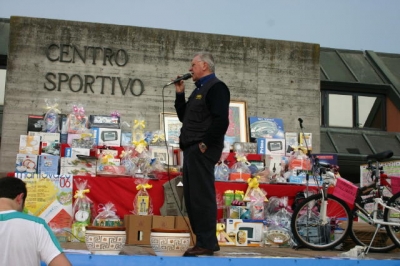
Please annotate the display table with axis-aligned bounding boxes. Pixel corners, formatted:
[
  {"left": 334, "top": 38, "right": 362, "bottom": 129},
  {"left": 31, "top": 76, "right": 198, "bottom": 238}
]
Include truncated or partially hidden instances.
[{"left": 73, "top": 175, "right": 320, "bottom": 220}]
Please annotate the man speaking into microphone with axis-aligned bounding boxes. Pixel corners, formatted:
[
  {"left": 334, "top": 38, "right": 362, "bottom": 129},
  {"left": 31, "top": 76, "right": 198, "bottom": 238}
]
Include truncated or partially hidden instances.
[{"left": 173, "top": 51, "right": 230, "bottom": 256}]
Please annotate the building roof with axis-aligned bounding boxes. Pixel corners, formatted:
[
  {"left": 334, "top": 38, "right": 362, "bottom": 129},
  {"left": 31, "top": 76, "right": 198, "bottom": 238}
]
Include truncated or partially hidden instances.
[{"left": 320, "top": 48, "right": 400, "bottom": 182}]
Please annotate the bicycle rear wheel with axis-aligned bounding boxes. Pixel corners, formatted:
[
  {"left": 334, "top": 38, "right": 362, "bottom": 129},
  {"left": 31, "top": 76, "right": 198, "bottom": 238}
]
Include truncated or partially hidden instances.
[
  {"left": 384, "top": 192, "right": 400, "bottom": 248},
  {"left": 291, "top": 193, "right": 352, "bottom": 250},
  {"left": 350, "top": 200, "right": 397, "bottom": 252}
]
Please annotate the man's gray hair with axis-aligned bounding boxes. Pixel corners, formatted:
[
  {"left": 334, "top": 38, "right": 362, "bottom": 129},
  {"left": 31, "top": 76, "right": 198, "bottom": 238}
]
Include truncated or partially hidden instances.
[{"left": 194, "top": 51, "right": 215, "bottom": 73}]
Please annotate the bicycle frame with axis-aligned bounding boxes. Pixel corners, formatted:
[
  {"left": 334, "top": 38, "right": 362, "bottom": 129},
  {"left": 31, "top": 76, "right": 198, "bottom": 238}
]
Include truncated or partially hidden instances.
[{"left": 367, "top": 197, "right": 400, "bottom": 227}]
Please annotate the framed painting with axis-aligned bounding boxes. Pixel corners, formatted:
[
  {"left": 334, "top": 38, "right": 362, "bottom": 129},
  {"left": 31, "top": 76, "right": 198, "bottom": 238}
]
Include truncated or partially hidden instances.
[
  {"left": 160, "top": 112, "right": 182, "bottom": 147},
  {"left": 225, "top": 100, "right": 248, "bottom": 148},
  {"left": 148, "top": 145, "right": 174, "bottom": 165}
]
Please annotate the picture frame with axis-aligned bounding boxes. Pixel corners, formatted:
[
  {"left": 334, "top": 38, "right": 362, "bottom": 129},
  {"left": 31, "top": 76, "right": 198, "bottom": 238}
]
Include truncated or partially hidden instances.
[
  {"left": 225, "top": 100, "right": 248, "bottom": 147},
  {"left": 148, "top": 145, "right": 174, "bottom": 165},
  {"left": 160, "top": 112, "right": 182, "bottom": 147}
]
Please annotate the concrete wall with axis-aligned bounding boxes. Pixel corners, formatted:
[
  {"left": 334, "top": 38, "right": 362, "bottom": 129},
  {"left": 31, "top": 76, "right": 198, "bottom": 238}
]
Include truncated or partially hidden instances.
[{"left": 0, "top": 16, "right": 320, "bottom": 173}]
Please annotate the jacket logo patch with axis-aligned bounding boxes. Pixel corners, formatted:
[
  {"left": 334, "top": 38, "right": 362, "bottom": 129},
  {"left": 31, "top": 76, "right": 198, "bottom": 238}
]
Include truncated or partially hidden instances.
[{"left": 196, "top": 94, "right": 203, "bottom": 100}]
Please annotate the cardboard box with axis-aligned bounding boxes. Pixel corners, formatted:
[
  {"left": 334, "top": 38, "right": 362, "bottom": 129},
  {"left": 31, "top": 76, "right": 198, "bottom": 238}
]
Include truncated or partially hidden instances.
[
  {"left": 19, "top": 135, "right": 41, "bottom": 155},
  {"left": 27, "top": 114, "right": 44, "bottom": 132},
  {"left": 175, "top": 216, "right": 195, "bottom": 245},
  {"left": 152, "top": 215, "right": 175, "bottom": 230},
  {"left": 124, "top": 215, "right": 153, "bottom": 245},
  {"left": 257, "top": 138, "right": 285, "bottom": 155},
  {"left": 64, "top": 147, "right": 91, "bottom": 159},
  {"left": 248, "top": 117, "right": 285, "bottom": 141},
  {"left": 264, "top": 155, "right": 285, "bottom": 175},
  {"left": 59, "top": 158, "right": 96, "bottom": 176},
  {"left": 299, "top": 133, "right": 312, "bottom": 150},
  {"left": 89, "top": 115, "right": 120, "bottom": 129},
  {"left": 225, "top": 219, "right": 264, "bottom": 246},
  {"left": 28, "top": 132, "right": 61, "bottom": 156},
  {"left": 285, "top": 132, "right": 298, "bottom": 153},
  {"left": 16, "top": 154, "right": 38, "bottom": 174},
  {"left": 93, "top": 128, "right": 121, "bottom": 147},
  {"left": 37, "top": 155, "right": 60, "bottom": 175}
]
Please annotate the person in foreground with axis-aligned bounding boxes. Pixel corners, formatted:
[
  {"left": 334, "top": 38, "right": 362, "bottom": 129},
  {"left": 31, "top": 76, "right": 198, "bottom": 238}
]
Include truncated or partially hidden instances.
[
  {"left": 0, "top": 176, "right": 72, "bottom": 266},
  {"left": 174, "top": 51, "right": 230, "bottom": 256}
]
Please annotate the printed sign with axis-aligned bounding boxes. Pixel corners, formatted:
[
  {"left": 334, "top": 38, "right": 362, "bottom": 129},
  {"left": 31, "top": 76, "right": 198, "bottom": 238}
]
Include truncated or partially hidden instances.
[
  {"left": 15, "top": 173, "right": 73, "bottom": 242},
  {"left": 333, "top": 177, "right": 358, "bottom": 207}
]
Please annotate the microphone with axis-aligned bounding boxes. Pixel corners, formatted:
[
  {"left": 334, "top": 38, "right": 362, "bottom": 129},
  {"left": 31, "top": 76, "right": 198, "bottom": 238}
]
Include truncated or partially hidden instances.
[
  {"left": 298, "top": 118, "right": 303, "bottom": 129},
  {"left": 166, "top": 73, "right": 192, "bottom": 86}
]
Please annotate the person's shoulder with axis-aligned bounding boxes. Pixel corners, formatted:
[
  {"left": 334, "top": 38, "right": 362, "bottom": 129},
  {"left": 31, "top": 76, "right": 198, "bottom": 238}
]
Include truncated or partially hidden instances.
[
  {"left": 211, "top": 80, "right": 230, "bottom": 93},
  {"left": 9, "top": 211, "right": 46, "bottom": 224}
]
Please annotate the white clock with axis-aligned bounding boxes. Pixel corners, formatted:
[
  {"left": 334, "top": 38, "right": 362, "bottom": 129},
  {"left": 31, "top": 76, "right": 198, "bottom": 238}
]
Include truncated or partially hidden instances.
[{"left": 75, "top": 210, "right": 90, "bottom": 222}]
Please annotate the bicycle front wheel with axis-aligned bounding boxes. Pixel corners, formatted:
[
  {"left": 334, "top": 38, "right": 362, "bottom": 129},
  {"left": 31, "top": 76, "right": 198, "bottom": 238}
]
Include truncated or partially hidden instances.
[
  {"left": 291, "top": 193, "right": 352, "bottom": 250},
  {"left": 384, "top": 192, "right": 400, "bottom": 248}
]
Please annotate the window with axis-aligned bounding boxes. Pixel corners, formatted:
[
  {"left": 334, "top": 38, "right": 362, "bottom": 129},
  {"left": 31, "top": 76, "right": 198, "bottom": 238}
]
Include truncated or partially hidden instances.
[{"left": 321, "top": 91, "right": 385, "bottom": 130}]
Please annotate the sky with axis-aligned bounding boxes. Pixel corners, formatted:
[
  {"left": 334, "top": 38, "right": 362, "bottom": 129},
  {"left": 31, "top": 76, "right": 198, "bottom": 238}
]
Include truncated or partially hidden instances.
[{"left": 1, "top": 0, "right": 400, "bottom": 54}]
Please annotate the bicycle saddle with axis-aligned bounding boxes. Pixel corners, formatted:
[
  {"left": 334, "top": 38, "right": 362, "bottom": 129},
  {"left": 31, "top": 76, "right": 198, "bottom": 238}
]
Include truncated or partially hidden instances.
[{"left": 366, "top": 150, "right": 393, "bottom": 161}]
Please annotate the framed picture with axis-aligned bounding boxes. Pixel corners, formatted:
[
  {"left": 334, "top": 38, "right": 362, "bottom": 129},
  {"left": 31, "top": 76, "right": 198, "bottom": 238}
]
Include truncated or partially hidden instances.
[
  {"left": 148, "top": 145, "right": 174, "bottom": 165},
  {"left": 160, "top": 112, "right": 182, "bottom": 147},
  {"left": 225, "top": 100, "right": 248, "bottom": 147}
]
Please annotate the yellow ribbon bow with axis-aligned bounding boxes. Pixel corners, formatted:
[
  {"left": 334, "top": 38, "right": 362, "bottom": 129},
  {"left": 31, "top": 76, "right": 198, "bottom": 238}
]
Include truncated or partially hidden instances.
[
  {"left": 136, "top": 183, "right": 153, "bottom": 191},
  {"left": 45, "top": 103, "right": 61, "bottom": 113},
  {"left": 74, "top": 189, "right": 90, "bottom": 199},
  {"left": 132, "top": 139, "right": 147, "bottom": 148},
  {"left": 151, "top": 133, "right": 165, "bottom": 143},
  {"left": 247, "top": 176, "right": 260, "bottom": 189},
  {"left": 80, "top": 132, "right": 93, "bottom": 139},
  {"left": 101, "top": 153, "right": 114, "bottom": 164},
  {"left": 133, "top": 119, "right": 146, "bottom": 129},
  {"left": 236, "top": 155, "right": 248, "bottom": 163}
]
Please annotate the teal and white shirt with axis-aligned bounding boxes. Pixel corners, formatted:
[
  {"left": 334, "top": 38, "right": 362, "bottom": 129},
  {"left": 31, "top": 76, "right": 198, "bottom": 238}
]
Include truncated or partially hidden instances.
[{"left": 0, "top": 210, "right": 63, "bottom": 266}]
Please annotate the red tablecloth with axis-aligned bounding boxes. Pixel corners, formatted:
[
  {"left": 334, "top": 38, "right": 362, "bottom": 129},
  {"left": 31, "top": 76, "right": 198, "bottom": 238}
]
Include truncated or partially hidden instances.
[{"left": 73, "top": 175, "right": 321, "bottom": 220}]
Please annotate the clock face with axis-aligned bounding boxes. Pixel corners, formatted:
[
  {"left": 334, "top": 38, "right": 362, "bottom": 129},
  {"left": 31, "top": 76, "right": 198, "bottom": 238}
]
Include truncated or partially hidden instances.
[{"left": 75, "top": 210, "right": 89, "bottom": 222}]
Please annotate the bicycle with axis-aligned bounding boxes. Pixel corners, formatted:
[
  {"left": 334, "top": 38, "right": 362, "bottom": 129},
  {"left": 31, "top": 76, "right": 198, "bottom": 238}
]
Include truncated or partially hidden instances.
[
  {"left": 291, "top": 149, "right": 399, "bottom": 254},
  {"left": 349, "top": 150, "right": 397, "bottom": 252}
]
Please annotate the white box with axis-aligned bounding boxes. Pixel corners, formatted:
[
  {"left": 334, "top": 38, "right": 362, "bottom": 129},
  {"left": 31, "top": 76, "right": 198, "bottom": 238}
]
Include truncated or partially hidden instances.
[
  {"left": 64, "top": 148, "right": 90, "bottom": 159},
  {"left": 16, "top": 154, "right": 38, "bottom": 174},
  {"left": 285, "top": 132, "right": 298, "bottom": 153},
  {"left": 19, "top": 135, "right": 41, "bottom": 155},
  {"left": 257, "top": 138, "right": 285, "bottom": 155},
  {"left": 28, "top": 132, "right": 60, "bottom": 143},
  {"left": 225, "top": 219, "right": 264, "bottom": 243},
  {"left": 264, "top": 155, "right": 284, "bottom": 175},
  {"left": 28, "top": 132, "right": 61, "bottom": 156},
  {"left": 93, "top": 128, "right": 121, "bottom": 147},
  {"left": 60, "top": 157, "right": 96, "bottom": 176}
]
